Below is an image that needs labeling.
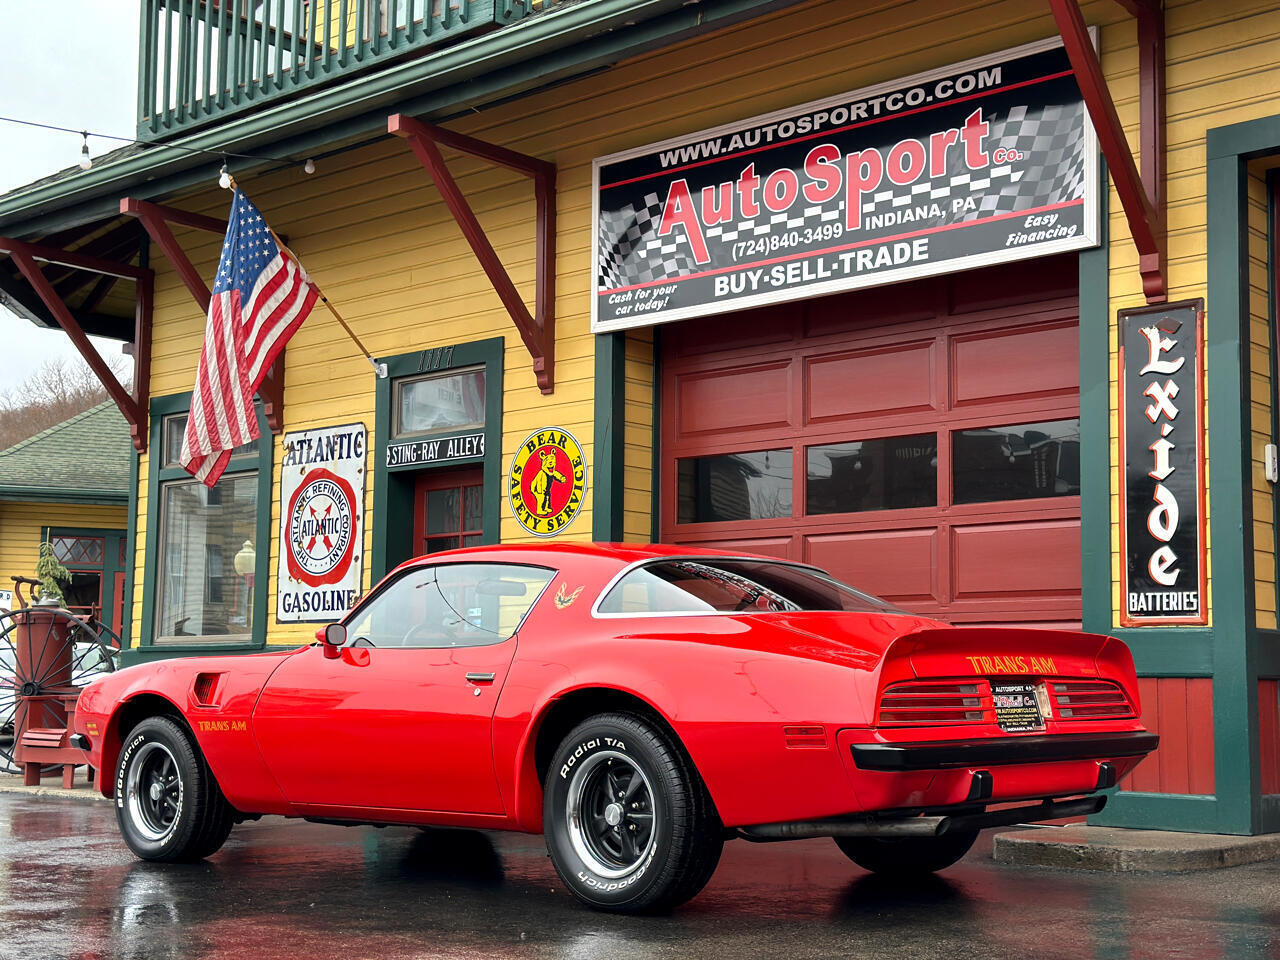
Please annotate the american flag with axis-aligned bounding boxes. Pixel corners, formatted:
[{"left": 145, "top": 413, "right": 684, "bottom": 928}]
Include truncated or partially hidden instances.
[{"left": 180, "top": 189, "right": 318, "bottom": 486}]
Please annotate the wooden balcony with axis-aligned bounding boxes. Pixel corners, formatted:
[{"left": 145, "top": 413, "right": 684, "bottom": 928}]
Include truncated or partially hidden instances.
[{"left": 137, "top": 0, "right": 556, "bottom": 139}]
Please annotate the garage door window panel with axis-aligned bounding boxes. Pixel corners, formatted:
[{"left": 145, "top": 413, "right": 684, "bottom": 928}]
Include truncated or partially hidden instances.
[
  {"left": 677, "top": 450, "right": 792, "bottom": 524},
  {"left": 952, "top": 419, "right": 1080, "bottom": 505},
  {"left": 806, "top": 434, "right": 937, "bottom": 515}
]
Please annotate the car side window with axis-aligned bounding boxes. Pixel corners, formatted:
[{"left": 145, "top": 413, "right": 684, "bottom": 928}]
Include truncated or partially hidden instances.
[{"left": 344, "top": 563, "right": 554, "bottom": 649}]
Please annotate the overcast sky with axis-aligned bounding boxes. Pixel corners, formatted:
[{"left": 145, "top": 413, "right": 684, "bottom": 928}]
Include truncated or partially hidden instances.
[{"left": 0, "top": 3, "right": 139, "bottom": 393}]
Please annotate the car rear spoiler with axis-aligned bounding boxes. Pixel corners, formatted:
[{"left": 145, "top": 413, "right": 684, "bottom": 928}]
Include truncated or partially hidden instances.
[{"left": 879, "top": 626, "right": 1138, "bottom": 688}]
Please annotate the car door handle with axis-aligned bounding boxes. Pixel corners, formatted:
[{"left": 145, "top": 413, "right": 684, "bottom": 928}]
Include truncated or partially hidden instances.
[{"left": 465, "top": 672, "right": 496, "bottom": 684}]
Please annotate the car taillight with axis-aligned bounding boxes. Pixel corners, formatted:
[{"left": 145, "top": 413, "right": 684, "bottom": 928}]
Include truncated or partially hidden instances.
[
  {"left": 1049, "top": 679, "right": 1134, "bottom": 719},
  {"left": 878, "top": 681, "right": 988, "bottom": 725}
]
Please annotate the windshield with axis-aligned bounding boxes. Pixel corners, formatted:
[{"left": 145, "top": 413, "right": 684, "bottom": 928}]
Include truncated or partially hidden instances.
[{"left": 595, "top": 559, "right": 906, "bottom": 616}]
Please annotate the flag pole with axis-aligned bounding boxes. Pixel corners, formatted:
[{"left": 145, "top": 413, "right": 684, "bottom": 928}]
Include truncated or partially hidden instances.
[{"left": 227, "top": 175, "right": 387, "bottom": 379}]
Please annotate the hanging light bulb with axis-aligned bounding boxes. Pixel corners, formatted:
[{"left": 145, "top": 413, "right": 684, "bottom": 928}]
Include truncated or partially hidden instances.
[
  {"left": 303, "top": 158, "right": 316, "bottom": 175},
  {"left": 78, "top": 133, "right": 92, "bottom": 171},
  {"left": 218, "top": 162, "right": 232, "bottom": 190}
]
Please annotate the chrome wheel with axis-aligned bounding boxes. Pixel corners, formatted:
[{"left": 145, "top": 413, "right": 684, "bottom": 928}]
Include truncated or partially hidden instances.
[
  {"left": 125, "top": 742, "right": 183, "bottom": 842},
  {"left": 565, "top": 750, "right": 658, "bottom": 880}
]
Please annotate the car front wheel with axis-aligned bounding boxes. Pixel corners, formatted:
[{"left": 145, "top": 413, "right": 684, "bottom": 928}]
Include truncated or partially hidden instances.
[
  {"left": 543, "top": 712, "right": 722, "bottom": 913},
  {"left": 115, "top": 716, "right": 235, "bottom": 862},
  {"left": 834, "top": 829, "right": 979, "bottom": 876}
]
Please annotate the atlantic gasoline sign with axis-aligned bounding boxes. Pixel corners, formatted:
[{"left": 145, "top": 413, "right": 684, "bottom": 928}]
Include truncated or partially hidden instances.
[
  {"left": 509, "top": 428, "right": 586, "bottom": 537},
  {"left": 592, "top": 35, "right": 1099, "bottom": 332},
  {"left": 1118, "top": 300, "right": 1207, "bottom": 626},
  {"left": 277, "top": 423, "right": 367, "bottom": 622}
]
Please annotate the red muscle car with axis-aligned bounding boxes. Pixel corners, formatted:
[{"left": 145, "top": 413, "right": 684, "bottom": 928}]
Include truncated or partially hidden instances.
[{"left": 73, "top": 543, "right": 1157, "bottom": 912}]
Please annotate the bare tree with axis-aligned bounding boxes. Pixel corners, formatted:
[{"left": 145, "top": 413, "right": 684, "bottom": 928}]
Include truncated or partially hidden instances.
[{"left": 0, "top": 357, "right": 132, "bottom": 450}]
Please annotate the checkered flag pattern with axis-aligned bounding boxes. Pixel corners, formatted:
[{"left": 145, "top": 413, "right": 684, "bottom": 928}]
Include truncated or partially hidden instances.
[
  {"left": 596, "top": 101, "right": 1087, "bottom": 291},
  {"left": 858, "top": 101, "right": 1087, "bottom": 229},
  {"left": 597, "top": 192, "right": 701, "bottom": 291}
]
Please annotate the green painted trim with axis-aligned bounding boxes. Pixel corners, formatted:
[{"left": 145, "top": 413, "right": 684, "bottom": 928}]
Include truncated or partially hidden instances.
[
  {"left": 651, "top": 326, "right": 662, "bottom": 545},
  {"left": 1207, "top": 114, "right": 1280, "bottom": 161},
  {"left": 0, "top": 487, "right": 128, "bottom": 505},
  {"left": 592, "top": 332, "right": 626, "bottom": 542},
  {"left": 1268, "top": 169, "right": 1280, "bottom": 642},
  {"left": 1106, "top": 628, "right": 1214, "bottom": 676},
  {"left": 1091, "top": 792, "right": 1219, "bottom": 833},
  {"left": 1251, "top": 631, "right": 1280, "bottom": 678},
  {"left": 1079, "top": 154, "right": 1111, "bottom": 637},
  {"left": 123, "top": 450, "right": 139, "bottom": 647},
  {"left": 370, "top": 338, "right": 504, "bottom": 582},
  {"left": 1263, "top": 796, "right": 1280, "bottom": 833},
  {"left": 43, "top": 524, "right": 128, "bottom": 637},
  {"left": 137, "top": 392, "right": 274, "bottom": 655},
  {"left": 1207, "top": 148, "right": 1263, "bottom": 834},
  {"left": 0, "top": 0, "right": 807, "bottom": 237}
]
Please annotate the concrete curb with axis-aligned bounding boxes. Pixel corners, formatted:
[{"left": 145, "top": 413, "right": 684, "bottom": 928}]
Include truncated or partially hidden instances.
[
  {"left": 0, "top": 774, "right": 108, "bottom": 803},
  {"left": 993, "top": 825, "right": 1280, "bottom": 872}
]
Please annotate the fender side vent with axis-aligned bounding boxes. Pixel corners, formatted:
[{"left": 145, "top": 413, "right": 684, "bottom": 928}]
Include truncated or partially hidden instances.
[
  {"left": 783, "top": 725, "right": 827, "bottom": 748},
  {"left": 193, "top": 673, "right": 223, "bottom": 706}
]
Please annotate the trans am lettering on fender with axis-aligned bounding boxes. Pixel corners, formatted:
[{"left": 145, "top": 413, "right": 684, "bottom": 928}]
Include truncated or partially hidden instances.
[{"left": 73, "top": 544, "right": 1156, "bottom": 914}]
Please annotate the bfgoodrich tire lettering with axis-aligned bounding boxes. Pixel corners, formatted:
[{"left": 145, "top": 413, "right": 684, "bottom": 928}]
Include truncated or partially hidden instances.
[
  {"left": 114, "top": 716, "right": 235, "bottom": 863},
  {"left": 543, "top": 712, "right": 722, "bottom": 913}
]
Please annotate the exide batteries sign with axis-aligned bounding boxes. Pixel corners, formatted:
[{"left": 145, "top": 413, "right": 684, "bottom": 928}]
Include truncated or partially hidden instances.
[
  {"left": 1119, "top": 300, "right": 1207, "bottom": 626},
  {"left": 591, "top": 35, "right": 1100, "bottom": 332}
]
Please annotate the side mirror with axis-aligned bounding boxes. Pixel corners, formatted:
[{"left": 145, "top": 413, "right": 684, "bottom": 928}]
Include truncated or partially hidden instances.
[{"left": 317, "top": 622, "right": 346, "bottom": 659}]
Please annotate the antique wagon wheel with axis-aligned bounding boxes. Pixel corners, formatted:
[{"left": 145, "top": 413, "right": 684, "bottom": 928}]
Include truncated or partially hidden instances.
[{"left": 0, "top": 607, "right": 119, "bottom": 774}]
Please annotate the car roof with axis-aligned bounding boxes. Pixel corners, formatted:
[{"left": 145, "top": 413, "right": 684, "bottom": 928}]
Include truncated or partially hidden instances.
[{"left": 388, "top": 541, "right": 778, "bottom": 576}]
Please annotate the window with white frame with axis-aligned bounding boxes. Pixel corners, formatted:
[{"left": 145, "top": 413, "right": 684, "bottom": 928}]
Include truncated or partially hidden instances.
[{"left": 154, "top": 414, "right": 260, "bottom": 644}]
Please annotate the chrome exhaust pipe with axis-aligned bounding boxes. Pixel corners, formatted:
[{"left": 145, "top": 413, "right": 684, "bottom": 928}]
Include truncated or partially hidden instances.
[{"left": 738, "top": 816, "right": 949, "bottom": 841}]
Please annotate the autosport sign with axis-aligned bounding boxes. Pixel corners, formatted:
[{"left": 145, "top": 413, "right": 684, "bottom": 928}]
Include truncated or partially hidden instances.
[
  {"left": 277, "top": 422, "right": 367, "bottom": 623},
  {"left": 592, "top": 35, "right": 1099, "bottom": 332},
  {"left": 1118, "top": 300, "right": 1207, "bottom": 626}
]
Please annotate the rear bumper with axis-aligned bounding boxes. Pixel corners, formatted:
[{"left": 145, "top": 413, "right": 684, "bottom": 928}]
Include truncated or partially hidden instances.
[
  {"left": 850, "top": 731, "right": 1160, "bottom": 771},
  {"left": 739, "top": 793, "right": 1108, "bottom": 841}
]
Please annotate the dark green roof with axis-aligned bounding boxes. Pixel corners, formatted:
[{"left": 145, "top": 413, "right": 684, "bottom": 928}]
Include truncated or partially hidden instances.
[{"left": 0, "top": 401, "right": 131, "bottom": 503}]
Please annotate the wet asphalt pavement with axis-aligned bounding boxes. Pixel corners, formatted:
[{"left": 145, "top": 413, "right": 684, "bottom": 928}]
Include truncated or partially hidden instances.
[{"left": 1, "top": 794, "right": 1278, "bottom": 960}]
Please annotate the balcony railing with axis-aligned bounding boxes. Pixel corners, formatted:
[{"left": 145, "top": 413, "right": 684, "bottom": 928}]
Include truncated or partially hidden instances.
[{"left": 137, "top": 0, "right": 556, "bottom": 139}]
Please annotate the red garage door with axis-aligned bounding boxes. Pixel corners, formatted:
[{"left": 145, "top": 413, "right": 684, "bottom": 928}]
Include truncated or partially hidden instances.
[{"left": 660, "top": 257, "right": 1081, "bottom": 629}]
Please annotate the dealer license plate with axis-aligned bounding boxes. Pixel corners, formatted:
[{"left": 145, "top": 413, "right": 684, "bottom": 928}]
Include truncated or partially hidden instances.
[{"left": 990, "top": 681, "right": 1044, "bottom": 733}]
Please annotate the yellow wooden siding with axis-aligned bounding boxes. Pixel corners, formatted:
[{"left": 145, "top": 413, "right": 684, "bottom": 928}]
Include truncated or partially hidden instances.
[
  {"left": 126, "top": 0, "right": 1280, "bottom": 644},
  {"left": 1248, "top": 166, "right": 1275, "bottom": 628},
  {"left": 0, "top": 500, "right": 128, "bottom": 599},
  {"left": 623, "top": 329, "right": 655, "bottom": 542},
  {"left": 1106, "top": 0, "right": 1280, "bottom": 626}
]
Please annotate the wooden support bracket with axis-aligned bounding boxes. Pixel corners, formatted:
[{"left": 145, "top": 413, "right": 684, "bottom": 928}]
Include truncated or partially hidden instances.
[
  {"left": 121, "top": 197, "right": 287, "bottom": 432},
  {"left": 389, "top": 114, "right": 557, "bottom": 394},
  {"left": 0, "top": 236, "right": 152, "bottom": 451},
  {"left": 1050, "top": 0, "right": 1167, "bottom": 302}
]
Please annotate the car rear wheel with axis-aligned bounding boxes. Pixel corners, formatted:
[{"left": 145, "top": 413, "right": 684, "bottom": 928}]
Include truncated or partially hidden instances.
[
  {"left": 115, "top": 716, "right": 235, "bottom": 862},
  {"left": 543, "top": 712, "right": 723, "bottom": 913},
  {"left": 834, "top": 829, "right": 979, "bottom": 876}
]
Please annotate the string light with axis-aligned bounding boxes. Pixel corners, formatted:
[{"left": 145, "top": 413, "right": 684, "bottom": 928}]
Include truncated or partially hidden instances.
[
  {"left": 1, "top": 114, "right": 309, "bottom": 175},
  {"left": 218, "top": 163, "right": 233, "bottom": 190}
]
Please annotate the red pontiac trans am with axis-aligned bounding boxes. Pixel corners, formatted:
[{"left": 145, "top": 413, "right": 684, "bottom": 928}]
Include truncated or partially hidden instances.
[{"left": 73, "top": 543, "right": 1156, "bottom": 912}]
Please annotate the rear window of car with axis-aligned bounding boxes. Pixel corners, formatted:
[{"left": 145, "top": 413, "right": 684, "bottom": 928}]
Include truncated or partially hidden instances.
[{"left": 595, "top": 559, "right": 904, "bottom": 616}]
